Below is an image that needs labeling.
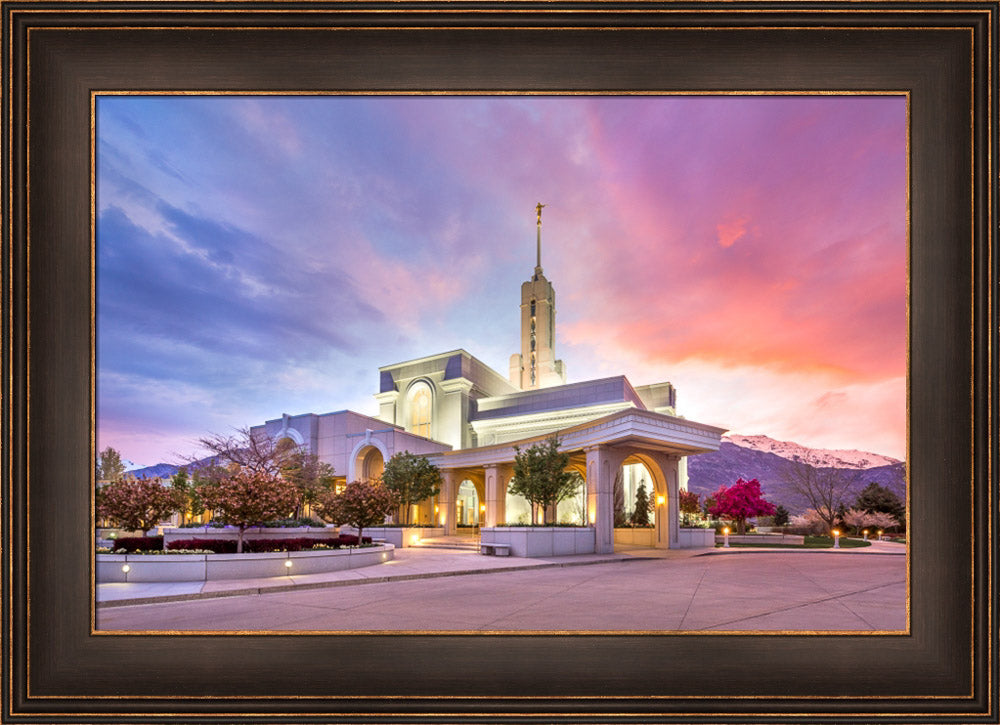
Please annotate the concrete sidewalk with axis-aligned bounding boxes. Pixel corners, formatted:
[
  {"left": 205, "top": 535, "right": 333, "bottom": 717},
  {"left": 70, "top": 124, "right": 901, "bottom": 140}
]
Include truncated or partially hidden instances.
[
  {"left": 96, "top": 547, "right": 652, "bottom": 607},
  {"left": 96, "top": 540, "right": 903, "bottom": 608}
]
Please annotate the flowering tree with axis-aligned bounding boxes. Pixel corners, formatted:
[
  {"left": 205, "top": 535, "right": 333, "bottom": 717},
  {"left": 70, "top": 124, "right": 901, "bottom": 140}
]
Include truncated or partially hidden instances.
[
  {"left": 196, "top": 468, "right": 299, "bottom": 552},
  {"left": 842, "top": 507, "right": 877, "bottom": 535},
  {"left": 380, "top": 451, "right": 442, "bottom": 524},
  {"left": 314, "top": 480, "right": 398, "bottom": 544},
  {"left": 97, "top": 477, "right": 179, "bottom": 532},
  {"left": 707, "top": 477, "right": 776, "bottom": 534},
  {"left": 869, "top": 510, "right": 900, "bottom": 534},
  {"left": 679, "top": 489, "right": 701, "bottom": 526},
  {"left": 791, "top": 507, "right": 841, "bottom": 535}
]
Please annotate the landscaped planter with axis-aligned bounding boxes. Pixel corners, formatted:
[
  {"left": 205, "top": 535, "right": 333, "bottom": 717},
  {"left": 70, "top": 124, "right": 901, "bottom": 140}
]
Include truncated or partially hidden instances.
[
  {"left": 163, "top": 526, "right": 339, "bottom": 547},
  {"left": 339, "top": 527, "right": 444, "bottom": 548},
  {"left": 614, "top": 527, "right": 656, "bottom": 547},
  {"left": 678, "top": 527, "right": 716, "bottom": 548},
  {"left": 96, "top": 544, "right": 394, "bottom": 583},
  {"left": 480, "top": 527, "right": 595, "bottom": 557}
]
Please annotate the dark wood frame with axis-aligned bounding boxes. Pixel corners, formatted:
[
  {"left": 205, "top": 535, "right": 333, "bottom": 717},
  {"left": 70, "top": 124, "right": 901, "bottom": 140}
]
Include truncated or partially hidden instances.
[{"left": 3, "top": 2, "right": 996, "bottom": 722}]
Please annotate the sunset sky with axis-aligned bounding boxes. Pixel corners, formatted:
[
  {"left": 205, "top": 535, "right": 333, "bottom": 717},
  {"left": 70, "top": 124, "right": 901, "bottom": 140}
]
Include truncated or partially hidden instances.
[{"left": 96, "top": 95, "right": 907, "bottom": 466}]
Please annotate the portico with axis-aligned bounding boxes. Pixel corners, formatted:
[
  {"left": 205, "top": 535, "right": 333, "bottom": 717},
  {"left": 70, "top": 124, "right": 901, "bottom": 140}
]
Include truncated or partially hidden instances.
[{"left": 429, "top": 408, "right": 725, "bottom": 553}]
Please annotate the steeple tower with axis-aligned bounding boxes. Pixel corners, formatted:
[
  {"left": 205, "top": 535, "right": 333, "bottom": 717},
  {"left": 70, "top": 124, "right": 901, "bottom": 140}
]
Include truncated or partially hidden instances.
[
  {"left": 534, "top": 202, "right": 545, "bottom": 278},
  {"left": 509, "top": 203, "right": 567, "bottom": 390}
]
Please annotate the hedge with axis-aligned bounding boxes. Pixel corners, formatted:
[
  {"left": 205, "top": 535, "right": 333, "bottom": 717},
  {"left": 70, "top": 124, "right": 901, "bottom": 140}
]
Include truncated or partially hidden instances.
[
  {"left": 112, "top": 536, "right": 164, "bottom": 552},
  {"left": 164, "top": 535, "right": 370, "bottom": 553}
]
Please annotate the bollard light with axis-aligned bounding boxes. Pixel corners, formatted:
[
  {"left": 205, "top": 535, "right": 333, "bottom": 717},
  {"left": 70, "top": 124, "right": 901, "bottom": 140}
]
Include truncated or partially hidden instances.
[
  {"left": 832, "top": 529, "right": 841, "bottom": 549},
  {"left": 877, "top": 529, "right": 884, "bottom": 541},
  {"left": 863, "top": 529, "right": 869, "bottom": 541},
  {"left": 723, "top": 526, "right": 730, "bottom": 548}
]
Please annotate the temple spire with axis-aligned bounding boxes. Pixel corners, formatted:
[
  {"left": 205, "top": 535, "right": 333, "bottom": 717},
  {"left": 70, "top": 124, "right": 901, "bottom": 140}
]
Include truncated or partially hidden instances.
[{"left": 535, "top": 202, "right": 546, "bottom": 276}]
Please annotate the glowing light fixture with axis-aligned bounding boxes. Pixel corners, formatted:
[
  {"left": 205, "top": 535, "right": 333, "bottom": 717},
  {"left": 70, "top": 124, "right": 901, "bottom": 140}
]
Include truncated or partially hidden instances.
[
  {"left": 480, "top": 504, "right": 486, "bottom": 512},
  {"left": 832, "top": 529, "right": 841, "bottom": 549},
  {"left": 722, "top": 527, "right": 730, "bottom": 548},
  {"left": 121, "top": 564, "right": 130, "bottom": 573},
  {"left": 284, "top": 559, "right": 293, "bottom": 568},
  {"left": 410, "top": 534, "right": 420, "bottom": 545},
  {"left": 656, "top": 495, "right": 666, "bottom": 506}
]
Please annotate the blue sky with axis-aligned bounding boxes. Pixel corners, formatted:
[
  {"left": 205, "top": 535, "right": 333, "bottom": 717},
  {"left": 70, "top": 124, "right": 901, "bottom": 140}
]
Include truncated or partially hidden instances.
[{"left": 97, "top": 95, "right": 907, "bottom": 465}]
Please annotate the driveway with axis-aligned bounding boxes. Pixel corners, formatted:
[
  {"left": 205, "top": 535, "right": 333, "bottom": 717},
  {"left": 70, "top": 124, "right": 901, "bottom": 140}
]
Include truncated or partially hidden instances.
[{"left": 96, "top": 547, "right": 906, "bottom": 633}]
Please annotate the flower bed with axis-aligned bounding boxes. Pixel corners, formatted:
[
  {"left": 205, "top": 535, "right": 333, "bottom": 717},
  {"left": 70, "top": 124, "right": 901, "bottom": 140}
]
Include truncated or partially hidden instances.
[
  {"left": 96, "top": 543, "right": 394, "bottom": 583},
  {"left": 480, "top": 526, "right": 595, "bottom": 557}
]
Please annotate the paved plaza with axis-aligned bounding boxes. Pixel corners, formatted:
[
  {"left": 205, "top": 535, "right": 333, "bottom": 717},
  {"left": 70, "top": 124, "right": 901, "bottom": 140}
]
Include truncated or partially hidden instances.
[{"left": 96, "top": 542, "right": 907, "bottom": 633}]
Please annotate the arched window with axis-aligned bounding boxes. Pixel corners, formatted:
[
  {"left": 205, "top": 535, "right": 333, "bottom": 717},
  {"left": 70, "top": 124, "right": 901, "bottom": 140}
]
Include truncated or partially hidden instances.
[{"left": 408, "top": 382, "right": 432, "bottom": 438}]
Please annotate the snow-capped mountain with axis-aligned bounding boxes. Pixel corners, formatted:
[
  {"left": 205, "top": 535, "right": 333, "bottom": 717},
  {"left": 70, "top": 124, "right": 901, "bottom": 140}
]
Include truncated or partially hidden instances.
[
  {"left": 723, "top": 434, "right": 902, "bottom": 470},
  {"left": 687, "top": 434, "right": 905, "bottom": 514}
]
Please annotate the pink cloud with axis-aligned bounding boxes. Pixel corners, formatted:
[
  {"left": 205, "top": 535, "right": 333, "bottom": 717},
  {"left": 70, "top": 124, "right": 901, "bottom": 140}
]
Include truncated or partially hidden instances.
[{"left": 716, "top": 216, "right": 750, "bottom": 248}]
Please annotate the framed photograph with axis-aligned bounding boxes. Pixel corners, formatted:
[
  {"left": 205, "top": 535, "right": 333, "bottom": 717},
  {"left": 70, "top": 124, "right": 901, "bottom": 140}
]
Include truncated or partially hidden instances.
[{"left": 3, "top": 1, "right": 996, "bottom": 722}]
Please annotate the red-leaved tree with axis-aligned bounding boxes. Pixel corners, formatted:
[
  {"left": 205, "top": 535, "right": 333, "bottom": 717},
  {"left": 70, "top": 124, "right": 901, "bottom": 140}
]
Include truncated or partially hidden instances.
[
  {"left": 314, "top": 480, "right": 398, "bottom": 545},
  {"left": 197, "top": 468, "right": 299, "bottom": 553},
  {"left": 97, "top": 477, "right": 179, "bottom": 533},
  {"left": 679, "top": 489, "right": 701, "bottom": 526},
  {"left": 708, "top": 477, "right": 776, "bottom": 535}
]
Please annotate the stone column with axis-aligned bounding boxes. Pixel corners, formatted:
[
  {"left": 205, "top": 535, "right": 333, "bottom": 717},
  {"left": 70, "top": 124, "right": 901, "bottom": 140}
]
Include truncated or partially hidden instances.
[
  {"left": 439, "top": 469, "right": 457, "bottom": 535},
  {"left": 643, "top": 451, "right": 680, "bottom": 549},
  {"left": 585, "top": 445, "right": 627, "bottom": 554},
  {"left": 484, "top": 464, "right": 511, "bottom": 528}
]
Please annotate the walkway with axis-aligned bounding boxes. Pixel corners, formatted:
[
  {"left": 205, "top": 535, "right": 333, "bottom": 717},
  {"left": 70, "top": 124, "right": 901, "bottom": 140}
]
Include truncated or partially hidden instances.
[{"left": 96, "top": 541, "right": 906, "bottom": 633}]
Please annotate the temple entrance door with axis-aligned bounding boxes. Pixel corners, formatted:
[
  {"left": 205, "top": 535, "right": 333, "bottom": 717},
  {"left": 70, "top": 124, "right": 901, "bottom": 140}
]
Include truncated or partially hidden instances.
[
  {"left": 455, "top": 480, "right": 481, "bottom": 536},
  {"left": 614, "top": 458, "right": 661, "bottom": 551}
]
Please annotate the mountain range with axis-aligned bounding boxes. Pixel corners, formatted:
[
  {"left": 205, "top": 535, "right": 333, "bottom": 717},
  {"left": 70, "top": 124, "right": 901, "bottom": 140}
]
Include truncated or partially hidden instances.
[
  {"left": 686, "top": 435, "right": 906, "bottom": 515},
  {"left": 126, "top": 433, "right": 905, "bottom": 516}
]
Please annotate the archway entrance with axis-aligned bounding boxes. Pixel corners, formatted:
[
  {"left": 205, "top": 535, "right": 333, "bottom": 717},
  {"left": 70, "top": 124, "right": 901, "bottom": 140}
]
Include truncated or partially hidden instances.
[
  {"left": 356, "top": 446, "right": 384, "bottom": 483},
  {"left": 614, "top": 458, "right": 665, "bottom": 551},
  {"left": 455, "top": 479, "right": 482, "bottom": 534}
]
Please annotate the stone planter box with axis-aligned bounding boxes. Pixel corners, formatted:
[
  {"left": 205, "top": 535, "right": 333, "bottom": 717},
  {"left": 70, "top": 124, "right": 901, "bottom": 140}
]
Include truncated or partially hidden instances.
[
  {"left": 339, "top": 527, "right": 444, "bottom": 548},
  {"left": 163, "top": 526, "right": 339, "bottom": 547},
  {"left": 678, "top": 527, "right": 716, "bottom": 548},
  {"left": 614, "top": 527, "right": 656, "bottom": 547},
  {"left": 97, "top": 544, "right": 394, "bottom": 583},
  {"left": 480, "top": 527, "right": 595, "bottom": 557}
]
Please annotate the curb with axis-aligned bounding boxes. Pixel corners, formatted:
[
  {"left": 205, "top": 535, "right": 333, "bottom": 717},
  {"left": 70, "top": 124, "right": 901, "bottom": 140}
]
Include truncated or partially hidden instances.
[{"left": 97, "top": 555, "right": 642, "bottom": 609}]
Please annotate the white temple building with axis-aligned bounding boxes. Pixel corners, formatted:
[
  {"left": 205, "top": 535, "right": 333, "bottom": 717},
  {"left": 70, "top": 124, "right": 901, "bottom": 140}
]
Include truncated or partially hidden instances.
[{"left": 251, "top": 205, "right": 725, "bottom": 553}]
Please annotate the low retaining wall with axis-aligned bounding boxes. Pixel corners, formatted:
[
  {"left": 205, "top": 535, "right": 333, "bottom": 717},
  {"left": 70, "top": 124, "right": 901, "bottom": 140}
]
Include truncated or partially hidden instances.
[
  {"left": 96, "top": 544, "right": 394, "bottom": 583},
  {"left": 480, "top": 527, "right": 595, "bottom": 557},
  {"left": 717, "top": 533, "right": 805, "bottom": 546},
  {"left": 340, "top": 527, "right": 444, "bottom": 548},
  {"left": 613, "top": 527, "right": 715, "bottom": 549},
  {"left": 163, "top": 526, "right": 339, "bottom": 546},
  {"left": 678, "top": 528, "right": 716, "bottom": 548}
]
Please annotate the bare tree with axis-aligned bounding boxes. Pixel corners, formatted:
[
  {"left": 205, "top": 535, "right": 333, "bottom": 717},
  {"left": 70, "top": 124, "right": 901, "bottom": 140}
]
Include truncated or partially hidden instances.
[
  {"left": 781, "top": 461, "right": 857, "bottom": 532},
  {"left": 195, "top": 427, "right": 285, "bottom": 477},
  {"left": 192, "top": 427, "right": 334, "bottom": 519}
]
